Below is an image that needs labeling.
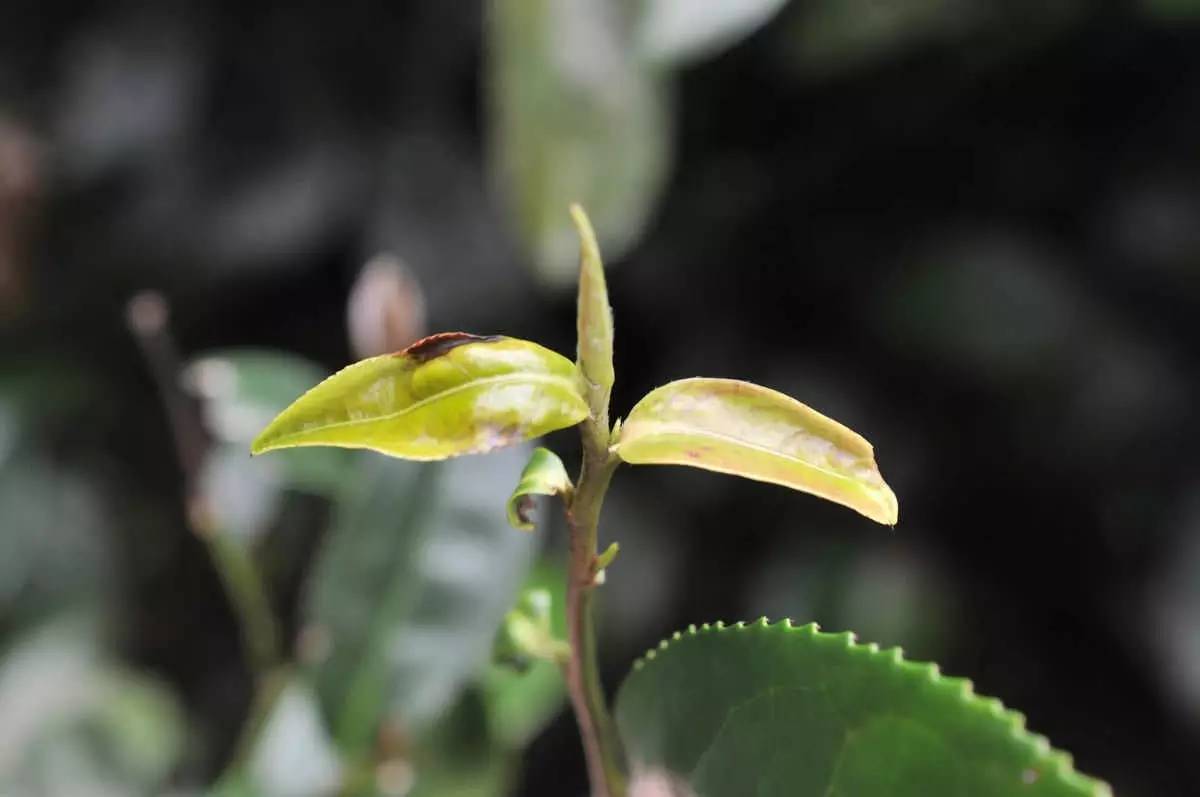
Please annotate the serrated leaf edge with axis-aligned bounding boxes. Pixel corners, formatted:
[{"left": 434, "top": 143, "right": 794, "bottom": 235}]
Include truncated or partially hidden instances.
[{"left": 624, "top": 618, "right": 1111, "bottom": 797}]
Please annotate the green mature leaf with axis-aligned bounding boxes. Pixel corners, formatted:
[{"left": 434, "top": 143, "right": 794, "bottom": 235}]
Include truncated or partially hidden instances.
[
  {"left": 615, "top": 620, "right": 1110, "bottom": 797},
  {"left": 305, "top": 445, "right": 538, "bottom": 757},
  {"left": 487, "top": 0, "right": 671, "bottom": 285},
  {"left": 252, "top": 334, "right": 588, "bottom": 460},
  {"left": 616, "top": 378, "right": 898, "bottom": 524},
  {"left": 637, "top": 0, "right": 791, "bottom": 65},
  {"left": 507, "top": 447, "right": 573, "bottom": 530},
  {"left": 571, "top": 204, "right": 615, "bottom": 400}
]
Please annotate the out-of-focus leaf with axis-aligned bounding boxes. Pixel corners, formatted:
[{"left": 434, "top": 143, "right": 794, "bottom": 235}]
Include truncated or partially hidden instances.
[
  {"left": 0, "top": 455, "right": 112, "bottom": 622},
  {"left": 616, "top": 378, "right": 898, "bottom": 524},
  {"left": 186, "top": 349, "right": 350, "bottom": 496},
  {"left": 185, "top": 350, "right": 349, "bottom": 542},
  {"left": 208, "top": 774, "right": 256, "bottom": 797},
  {"left": 305, "top": 444, "right": 538, "bottom": 757},
  {"left": 881, "top": 236, "right": 1086, "bottom": 386},
  {"left": 482, "top": 561, "right": 567, "bottom": 749},
  {"left": 749, "top": 540, "right": 957, "bottom": 661},
  {"left": 405, "top": 690, "right": 513, "bottom": 797},
  {"left": 0, "top": 365, "right": 93, "bottom": 450},
  {"left": 0, "top": 617, "right": 184, "bottom": 796},
  {"left": 637, "top": 0, "right": 791, "bottom": 65},
  {"left": 784, "top": 0, "right": 1083, "bottom": 77},
  {"left": 1151, "top": 491, "right": 1200, "bottom": 720},
  {"left": 787, "top": 0, "right": 979, "bottom": 75},
  {"left": 242, "top": 676, "right": 342, "bottom": 797},
  {"left": 616, "top": 620, "right": 1110, "bottom": 797},
  {"left": 0, "top": 399, "right": 16, "bottom": 465},
  {"left": 507, "top": 447, "right": 573, "bottom": 530},
  {"left": 487, "top": 0, "right": 671, "bottom": 285},
  {"left": 1141, "top": 0, "right": 1200, "bottom": 20},
  {"left": 252, "top": 334, "right": 588, "bottom": 460}
]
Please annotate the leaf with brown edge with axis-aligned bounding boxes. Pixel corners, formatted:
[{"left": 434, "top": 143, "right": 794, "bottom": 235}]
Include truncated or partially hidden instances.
[
  {"left": 614, "top": 378, "right": 898, "bottom": 524},
  {"left": 506, "top": 447, "right": 573, "bottom": 531},
  {"left": 251, "top": 333, "right": 589, "bottom": 461}
]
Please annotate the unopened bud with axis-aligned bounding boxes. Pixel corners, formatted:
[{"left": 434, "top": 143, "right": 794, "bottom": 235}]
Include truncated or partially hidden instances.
[
  {"left": 347, "top": 254, "right": 426, "bottom": 358},
  {"left": 570, "top": 205, "right": 615, "bottom": 408}
]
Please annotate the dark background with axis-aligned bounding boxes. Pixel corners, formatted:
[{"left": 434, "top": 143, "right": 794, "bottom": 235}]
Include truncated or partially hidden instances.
[{"left": 2, "top": 1, "right": 1199, "bottom": 795}]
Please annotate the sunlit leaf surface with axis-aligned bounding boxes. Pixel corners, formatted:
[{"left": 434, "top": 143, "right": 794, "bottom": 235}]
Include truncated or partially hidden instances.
[
  {"left": 616, "top": 620, "right": 1110, "bottom": 797},
  {"left": 251, "top": 333, "right": 588, "bottom": 460},
  {"left": 616, "top": 378, "right": 898, "bottom": 524}
]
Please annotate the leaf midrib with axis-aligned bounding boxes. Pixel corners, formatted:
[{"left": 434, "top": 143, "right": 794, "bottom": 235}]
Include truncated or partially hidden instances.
[{"left": 268, "top": 372, "right": 582, "bottom": 446}]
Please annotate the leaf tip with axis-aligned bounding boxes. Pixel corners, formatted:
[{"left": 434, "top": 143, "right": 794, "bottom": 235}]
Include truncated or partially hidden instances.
[{"left": 249, "top": 426, "right": 279, "bottom": 457}]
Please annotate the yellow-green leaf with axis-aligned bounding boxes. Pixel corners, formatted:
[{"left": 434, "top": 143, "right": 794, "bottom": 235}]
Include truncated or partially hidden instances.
[
  {"left": 251, "top": 333, "right": 589, "bottom": 461},
  {"left": 615, "top": 378, "right": 898, "bottom": 525},
  {"left": 571, "top": 204, "right": 615, "bottom": 403},
  {"left": 507, "top": 447, "right": 573, "bottom": 531}
]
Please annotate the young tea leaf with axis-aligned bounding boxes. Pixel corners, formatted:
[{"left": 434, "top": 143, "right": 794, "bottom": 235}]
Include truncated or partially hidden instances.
[
  {"left": 615, "top": 378, "right": 898, "bottom": 524},
  {"left": 571, "top": 204, "right": 615, "bottom": 401},
  {"left": 507, "top": 447, "right": 573, "bottom": 531},
  {"left": 251, "top": 334, "right": 589, "bottom": 461},
  {"left": 615, "top": 620, "right": 1110, "bottom": 797}
]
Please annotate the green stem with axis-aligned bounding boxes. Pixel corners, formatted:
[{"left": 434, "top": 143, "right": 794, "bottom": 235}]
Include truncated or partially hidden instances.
[
  {"left": 565, "top": 412, "right": 626, "bottom": 797},
  {"left": 206, "top": 532, "right": 283, "bottom": 681},
  {"left": 224, "top": 664, "right": 291, "bottom": 774},
  {"left": 125, "top": 292, "right": 285, "bottom": 773}
]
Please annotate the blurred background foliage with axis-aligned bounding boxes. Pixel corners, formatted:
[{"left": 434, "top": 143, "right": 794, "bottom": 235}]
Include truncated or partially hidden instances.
[{"left": 1, "top": 0, "right": 1199, "bottom": 795}]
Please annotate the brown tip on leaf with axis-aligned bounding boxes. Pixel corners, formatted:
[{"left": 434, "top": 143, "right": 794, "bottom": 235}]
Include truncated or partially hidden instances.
[
  {"left": 515, "top": 495, "right": 536, "bottom": 525},
  {"left": 398, "top": 332, "right": 502, "bottom": 363}
]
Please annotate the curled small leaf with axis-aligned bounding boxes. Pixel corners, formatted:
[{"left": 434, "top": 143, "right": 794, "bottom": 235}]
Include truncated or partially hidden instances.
[
  {"left": 507, "top": 447, "right": 574, "bottom": 531},
  {"left": 615, "top": 378, "right": 898, "bottom": 525},
  {"left": 252, "top": 334, "right": 589, "bottom": 461}
]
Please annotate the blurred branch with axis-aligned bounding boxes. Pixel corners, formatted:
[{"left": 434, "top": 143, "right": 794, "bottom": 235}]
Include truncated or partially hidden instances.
[
  {"left": 125, "top": 290, "right": 284, "bottom": 764},
  {"left": 125, "top": 292, "right": 208, "bottom": 493}
]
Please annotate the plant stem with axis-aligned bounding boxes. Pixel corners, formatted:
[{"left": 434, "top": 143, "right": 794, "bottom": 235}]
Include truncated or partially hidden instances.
[
  {"left": 207, "top": 532, "right": 282, "bottom": 681},
  {"left": 126, "top": 291, "right": 284, "bottom": 767},
  {"left": 565, "top": 414, "right": 626, "bottom": 797}
]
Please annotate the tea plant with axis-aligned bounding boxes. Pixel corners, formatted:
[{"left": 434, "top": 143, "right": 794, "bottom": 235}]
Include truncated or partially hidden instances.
[{"left": 252, "top": 206, "right": 1109, "bottom": 797}]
